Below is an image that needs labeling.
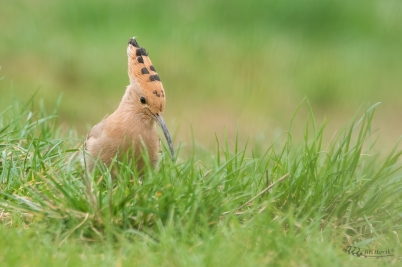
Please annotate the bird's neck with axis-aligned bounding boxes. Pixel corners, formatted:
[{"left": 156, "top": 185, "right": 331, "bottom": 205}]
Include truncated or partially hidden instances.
[{"left": 113, "top": 103, "right": 154, "bottom": 132}]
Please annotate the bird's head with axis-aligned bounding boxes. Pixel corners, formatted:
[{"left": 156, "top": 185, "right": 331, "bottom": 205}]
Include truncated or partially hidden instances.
[{"left": 126, "top": 37, "right": 174, "bottom": 159}]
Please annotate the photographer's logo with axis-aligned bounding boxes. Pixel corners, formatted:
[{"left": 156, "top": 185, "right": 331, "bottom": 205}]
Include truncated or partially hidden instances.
[{"left": 343, "top": 246, "right": 394, "bottom": 258}]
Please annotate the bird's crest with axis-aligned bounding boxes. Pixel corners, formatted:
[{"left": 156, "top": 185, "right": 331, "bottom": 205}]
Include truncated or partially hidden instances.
[{"left": 127, "top": 37, "right": 165, "bottom": 99}]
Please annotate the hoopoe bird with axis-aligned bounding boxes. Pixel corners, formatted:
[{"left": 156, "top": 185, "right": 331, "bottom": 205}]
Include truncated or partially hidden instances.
[{"left": 83, "top": 37, "right": 175, "bottom": 173}]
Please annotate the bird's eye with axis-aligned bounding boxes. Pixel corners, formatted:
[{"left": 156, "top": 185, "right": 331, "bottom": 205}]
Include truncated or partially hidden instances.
[{"left": 140, "top": 96, "right": 147, "bottom": 105}]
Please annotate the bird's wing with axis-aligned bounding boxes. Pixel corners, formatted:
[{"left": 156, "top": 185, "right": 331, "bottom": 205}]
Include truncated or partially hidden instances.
[{"left": 84, "top": 120, "right": 105, "bottom": 151}]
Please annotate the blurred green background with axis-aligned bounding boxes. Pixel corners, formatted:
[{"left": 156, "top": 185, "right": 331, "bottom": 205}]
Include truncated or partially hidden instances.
[{"left": 1, "top": 0, "right": 402, "bottom": 150}]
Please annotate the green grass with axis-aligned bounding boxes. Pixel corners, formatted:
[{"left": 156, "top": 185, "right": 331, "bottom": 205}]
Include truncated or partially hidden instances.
[{"left": 0, "top": 98, "right": 401, "bottom": 266}]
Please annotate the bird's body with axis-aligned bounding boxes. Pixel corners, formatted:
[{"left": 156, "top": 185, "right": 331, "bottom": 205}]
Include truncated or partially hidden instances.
[
  {"left": 84, "top": 94, "right": 161, "bottom": 171},
  {"left": 83, "top": 38, "right": 174, "bottom": 173}
]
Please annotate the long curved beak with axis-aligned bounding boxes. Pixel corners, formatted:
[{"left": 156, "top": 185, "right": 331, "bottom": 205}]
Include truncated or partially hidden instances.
[{"left": 154, "top": 113, "right": 175, "bottom": 160}]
